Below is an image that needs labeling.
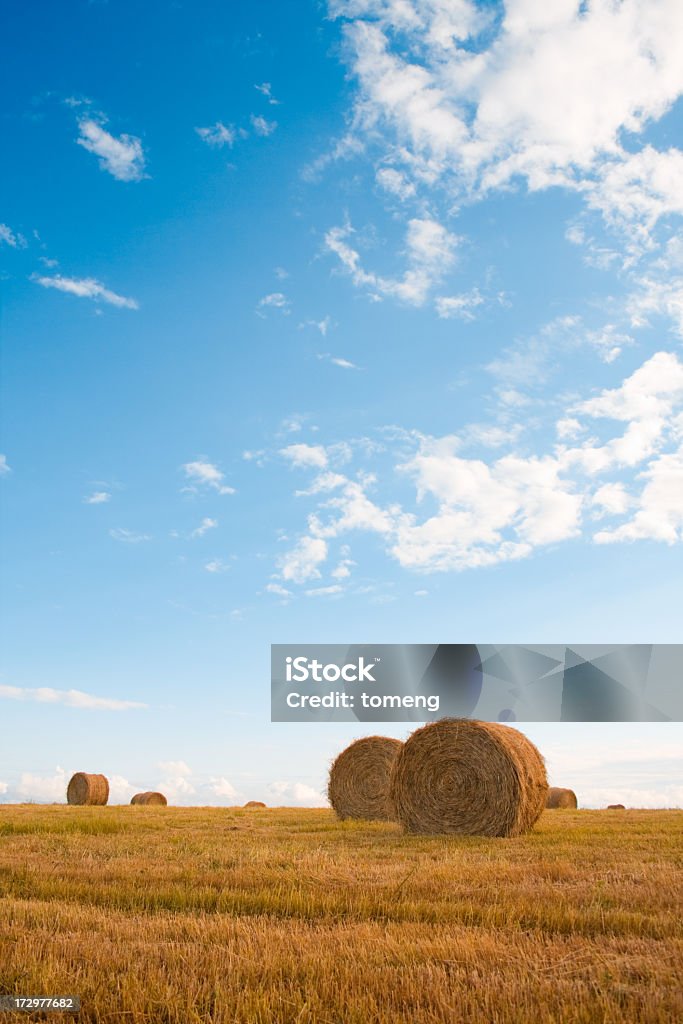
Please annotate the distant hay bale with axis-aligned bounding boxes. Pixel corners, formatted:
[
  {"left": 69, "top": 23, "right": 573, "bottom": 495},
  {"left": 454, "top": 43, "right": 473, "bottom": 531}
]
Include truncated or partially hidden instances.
[
  {"left": 244, "top": 801, "right": 267, "bottom": 808},
  {"left": 328, "top": 736, "right": 402, "bottom": 821},
  {"left": 390, "top": 719, "right": 547, "bottom": 837},
  {"left": 131, "top": 792, "right": 167, "bottom": 806},
  {"left": 66, "top": 772, "right": 109, "bottom": 806},
  {"left": 607, "top": 803, "right": 626, "bottom": 810},
  {"left": 546, "top": 786, "right": 578, "bottom": 809}
]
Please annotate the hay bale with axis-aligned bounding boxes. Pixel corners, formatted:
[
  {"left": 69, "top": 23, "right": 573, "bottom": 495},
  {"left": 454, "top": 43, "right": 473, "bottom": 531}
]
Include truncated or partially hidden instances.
[
  {"left": 390, "top": 718, "right": 547, "bottom": 837},
  {"left": 328, "top": 736, "right": 402, "bottom": 821},
  {"left": 607, "top": 803, "right": 626, "bottom": 809},
  {"left": 546, "top": 786, "right": 578, "bottom": 809},
  {"left": 244, "top": 801, "right": 267, "bottom": 808},
  {"left": 66, "top": 772, "right": 109, "bottom": 806},
  {"left": 131, "top": 792, "right": 167, "bottom": 806}
]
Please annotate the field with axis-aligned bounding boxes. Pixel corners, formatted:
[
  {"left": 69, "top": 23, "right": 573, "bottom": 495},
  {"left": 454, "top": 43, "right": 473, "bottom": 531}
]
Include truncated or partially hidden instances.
[{"left": 0, "top": 805, "right": 681, "bottom": 1023}]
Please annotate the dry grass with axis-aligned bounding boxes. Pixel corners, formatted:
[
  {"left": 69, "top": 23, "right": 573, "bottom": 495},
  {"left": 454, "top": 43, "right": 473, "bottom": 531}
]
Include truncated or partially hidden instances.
[{"left": 0, "top": 805, "right": 681, "bottom": 1023}]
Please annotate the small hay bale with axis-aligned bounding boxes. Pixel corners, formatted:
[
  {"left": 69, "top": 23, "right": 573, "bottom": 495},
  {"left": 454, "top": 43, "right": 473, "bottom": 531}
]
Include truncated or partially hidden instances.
[
  {"left": 66, "top": 772, "right": 109, "bottom": 806},
  {"left": 244, "top": 801, "right": 267, "bottom": 808},
  {"left": 607, "top": 803, "right": 626, "bottom": 809},
  {"left": 131, "top": 792, "right": 168, "bottom": 806},
  {"left": 328, "top": 736, "right": 402, "bottom": 821},
  {"left": 390, "top": 718, "right": 547, "bottom": 837},
  {"left": 546, "top": 786, "right": 578, "bottom": 809}
]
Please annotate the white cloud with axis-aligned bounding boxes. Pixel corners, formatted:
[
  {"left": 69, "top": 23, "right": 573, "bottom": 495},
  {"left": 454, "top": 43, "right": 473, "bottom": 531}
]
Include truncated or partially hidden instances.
[
  {"left": 376, "top": 166, "right": 416, "bottom": 200},
  {"left": 33, "top": 274, "right": 138, "bottom": 309},
  {"left": 257, "top": 292, "right": 290, "bottom": 316},
  {"left": 182, "top": 460, "right": 235, "bottom": 495},
  {"left": 76, "top": 118, "right": 145, "bottom": 181},
  {"left": 317, "top": 352, "right": 359, "bottom": 369},
  {"left": 16, "top": 766, "right": 69, "bottom": 802},
  {"left": 305, "top": 584, "right": 343, "bottom": 596},
  {"left": 280, "top": 443, "right": 328, "bottom": 469},
  {"left": 158, "top": 760, "right": 192, "bottom": 777},
  {"left": 191, "top": 516, "right": 218, "bottom": 538},
  {"left": 325, "top": 217, "right": 459, "bottom": 305},
  {"left": 278, "top": 535, "right": 328, "bottom": 583},
  {"left": 209, "top": 776, "right": 239, "bottom": 798},
  {"left": 254, "top": 82, "right": 280, "bottom": 105},
  {"left": 301, "top": 316, "right": 333, "bottom": 336},
  {"left": 435, "top": 289, "right": 484, "bottom": 320},
  {"left": 109, "top": 528, "right": 151, "bottom": 543},
  {"left": 195, "top": 122, "right": 237, "bottom": 147},
  {"left": 273, "top": 351, "right": 683, "bottom": 577},
  {"left": 268, "top": 781, "right": 326, "bottom": 805},
  {"left": 157, "top": 760, "right": 195, "bottom": 801},
  {"left": 0, "top": 683, "right": 146, "bottom": 711},
  {"left": 330, "top": 0, "right": 683, "bottom": 238},
  {"left": 204, "top": 559, "right": 230, "bottom": 573},
  {"left": 84, "top": 490, "right": 111, "bottom": 504},
  {"left": 0, "top": 223, "right": 26, "bottom": 248},
  {"left": 0, "top": 454, "right": 10, "bottom": 475},
  {"left": 250, "top": 114, "right": 277, "bottom": 136},
  {"left": 265, "top": 582, "right": 292, "bottom": 598},
  {"left": 0, "top": 781, "right": 8, "bottom": 795},
  {"left": 108, "top": 775, "right": 136, "bottom": 803}
]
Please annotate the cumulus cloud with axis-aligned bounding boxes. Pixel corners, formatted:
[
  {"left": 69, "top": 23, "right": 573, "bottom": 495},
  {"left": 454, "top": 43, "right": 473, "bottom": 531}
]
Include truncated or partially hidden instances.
[
  {"left": 182, "top": 460, "right": 235, "bottom": 495},
  {"left": 268, "top": 781, "right": 326, "bottom": 805},
  {"left": 330, "top": 0, "right": 683, "bottom": 237},
  {"left": 191, "top": 517, "right": 218, "bottom": 538},
  {"left": 16, "top": 766, "right": 69, "bottom": 802},
  {"left": 33, "top": 274, "right": 138, "bottom": 309},
  {"left": 257, "top": 292, "right": 290, "bottom": 315},
  {"left": 250, "top": 114, "right": 277, "bottom": 136},
  {"left": 0, "top": 683, "right": 146, "bottom": 711},
  {"left": 76, "top": 118, "right": 145, "bottom": 181},
  {"left": 271, "top": 350, "right": 683, "bottom": 578},
  {"left": 280, "top": 444, "right": 328, "bottom": 469}
]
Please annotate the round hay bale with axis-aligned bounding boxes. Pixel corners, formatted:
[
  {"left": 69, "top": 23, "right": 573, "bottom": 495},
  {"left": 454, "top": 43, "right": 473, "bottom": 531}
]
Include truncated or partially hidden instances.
[
  {"left": 244, "top": 801, "right": 267, "bottom": 808},
  {"left": 546, "top": 786, "right": 578, "bottom": 809},
  {"left": 131, "top": 792, "right": 167, "bottom": 806},
  {"left": 328, "top": 736, "right": 402, "bottom": 821},
  {"left": 390, "top": 719, "right": 547, "bottom": 837},
  {"left": 607, "top": 803, "right": 626, "bottom": 810},
  {"left": 66, "top": 772, "right": 109, "bottom": 806}
]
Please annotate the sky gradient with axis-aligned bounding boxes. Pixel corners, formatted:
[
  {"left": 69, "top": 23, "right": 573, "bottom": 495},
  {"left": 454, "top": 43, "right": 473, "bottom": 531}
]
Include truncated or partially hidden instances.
[{"left": 1, "top": 0, "right": 682, "bottom": 809}]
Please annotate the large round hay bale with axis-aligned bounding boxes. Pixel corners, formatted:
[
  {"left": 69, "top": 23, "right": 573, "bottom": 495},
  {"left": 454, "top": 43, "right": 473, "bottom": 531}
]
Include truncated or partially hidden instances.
[
  {"left": 546, "top": 786, "right": 578, "bottom": 809},
  {"left": 244, "top": 800, "right": 267, "bottom": 808},
  {"left": 66, "top": 772, "right": 109, "bottom": 806},
  {"left": 390, "top": 719, "right": 547, "bottom": 837},
  {"left": 328, "top": 736, "right": 402, "bottom": 821},
  {"left": 607, "top": 803, "right": 625, "bottom": 810},
  {"left": 131, "top": 792, "right": 167, "bottom": 806}
]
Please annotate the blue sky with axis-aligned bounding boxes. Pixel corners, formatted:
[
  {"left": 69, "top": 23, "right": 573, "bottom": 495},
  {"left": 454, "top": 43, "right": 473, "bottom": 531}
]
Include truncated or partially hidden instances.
[{"left": 1, "top": 0, "right": 682, "bottom": 808}]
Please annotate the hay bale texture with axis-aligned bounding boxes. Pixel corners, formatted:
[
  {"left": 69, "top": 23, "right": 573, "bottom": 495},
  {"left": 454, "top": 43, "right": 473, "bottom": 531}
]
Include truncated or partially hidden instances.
[
  {"left": 607, "top": 803, "right": 626, "bottom": 809},
  {"left": 390, "top": 719, "right": 547, "bottom": 837},
  {"left": 328, "top": 736, "right": 402, "bottom": 821},
  {"left": 131, "top": 792, "right": 167, "bottom": 806},
  {"left": 546, "top": 786, "right": 578, "bottom": 809},
  {"left": 66, "top": 772, "right": 109, "bottom": 806},
  {"left": 244, "top": 801, "right": 267, "bottom": 808}
]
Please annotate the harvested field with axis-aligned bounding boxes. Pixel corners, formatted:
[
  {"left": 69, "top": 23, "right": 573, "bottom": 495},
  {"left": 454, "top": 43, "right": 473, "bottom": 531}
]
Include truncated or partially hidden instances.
[{"left": 0, "top": 805, "right": 681, "bottom": 1023}]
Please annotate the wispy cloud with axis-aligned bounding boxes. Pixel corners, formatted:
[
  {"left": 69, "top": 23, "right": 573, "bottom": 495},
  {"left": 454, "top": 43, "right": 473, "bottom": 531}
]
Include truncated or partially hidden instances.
[
  {"left": 0, "top": 223, "right": 26, "bottom": 248},
  {"left": 84, "top": 490, "right": 111, "bottom": 504},
  {"left": 33, "top": 274, "right": 138, "bottom": 309},
  {"left": 257, "top": 292, "right": 290, "bottom": 316},
  {"left": 191, "top": 516, "right": 218, "bottom": 538},
  {"left": 0, "top": 454, "right": 10, "bottom": 476},
  {"left": 182, "top": 460, "right": 235, "bottom": 495},
  {"left": 254, "top": 82, "right": 280, "bottom": 105},
  {"left": 250, "top": 114, "right": 277, "bottom": 137},
  {"left": 0, "top": 683, "right": 146, "bottom": 711},
  {"left": 317, "top": 353, "right": 359, "bottom": 370},
  {"left": 195, "top": 122, "right": 238, "bottom": 148},
  {"left": 109, "top": 528, "right": 151, "bottom": 543},
  {"left": 76, "top": 117, "right": 145, "bottom": 182}
]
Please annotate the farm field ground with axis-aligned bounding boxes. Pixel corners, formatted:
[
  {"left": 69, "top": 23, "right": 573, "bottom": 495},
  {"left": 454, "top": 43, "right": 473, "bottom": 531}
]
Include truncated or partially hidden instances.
[{"left": 0, "top": 805, "right": 681, "bottom": 1023}]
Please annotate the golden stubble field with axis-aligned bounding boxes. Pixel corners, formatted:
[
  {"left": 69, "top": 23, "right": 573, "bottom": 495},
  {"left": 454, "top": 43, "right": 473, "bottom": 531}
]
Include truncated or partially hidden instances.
[{"left": 0, "top": 805, "right": 681, "bottom": 1023}]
